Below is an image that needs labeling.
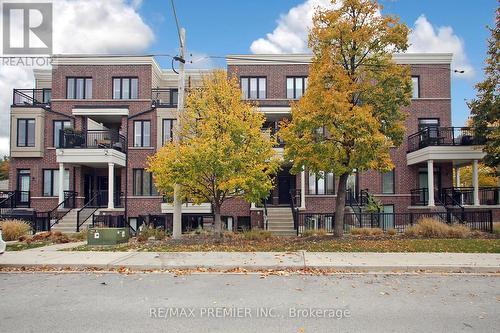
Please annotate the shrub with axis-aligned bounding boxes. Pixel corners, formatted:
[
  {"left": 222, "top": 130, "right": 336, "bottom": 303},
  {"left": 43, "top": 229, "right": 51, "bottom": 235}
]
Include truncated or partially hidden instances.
[
  {"left": 387, "top": 228, "right": 397, "bottom": 236},
  {"left": 72, "top": 230, "right": 87, "bottom": 241},
  {"left": 494, "top": 223, "right": 500, "bottom": 235},
  {"left": 350, "top": 227, "right": 383, "bottom": 236},
  {"left": 0, "top": 219, "right": 32, "bottom": 241},
  {"left": 405, "top": 218, "right": 471, "bottom": 238},
  {"left": 242, "top": 230, "right": 272, "bottom": 241},
  {"left": 137, "top": 227, "right": 166, "bottom": 242}
]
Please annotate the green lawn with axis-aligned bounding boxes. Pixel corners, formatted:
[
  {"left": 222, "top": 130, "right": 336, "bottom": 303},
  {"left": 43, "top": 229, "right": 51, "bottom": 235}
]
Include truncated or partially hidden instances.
[
  {"left": 67, "top": 236, "right": 500, "bottom": 253},
  {"left": 6, "top": 242, "right": 50, "bottom": 251}
]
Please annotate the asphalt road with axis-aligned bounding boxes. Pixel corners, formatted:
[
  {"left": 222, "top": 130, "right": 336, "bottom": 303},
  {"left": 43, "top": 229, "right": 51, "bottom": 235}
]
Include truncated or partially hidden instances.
[{"left": 0, "top": 272, "right": 498, "bottom": 333}]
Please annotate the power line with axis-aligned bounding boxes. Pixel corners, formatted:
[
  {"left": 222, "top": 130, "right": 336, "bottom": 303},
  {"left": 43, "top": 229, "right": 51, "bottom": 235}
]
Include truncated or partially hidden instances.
[{"left": 170, "top": 0, "right": 183, "bottom": 48}]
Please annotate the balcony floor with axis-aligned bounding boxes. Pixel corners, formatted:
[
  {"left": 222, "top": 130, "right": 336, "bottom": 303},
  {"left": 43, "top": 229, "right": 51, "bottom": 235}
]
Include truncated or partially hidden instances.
[
  {"left": 407, "top": 145, "right": 486, "bottom": 166},
  {"left": 56, "top": 148, "right": 126, "bottom": 167}
]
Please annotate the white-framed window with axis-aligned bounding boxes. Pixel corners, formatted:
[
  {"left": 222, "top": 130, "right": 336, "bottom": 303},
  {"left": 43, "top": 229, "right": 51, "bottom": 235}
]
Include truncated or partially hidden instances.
[
  {"left": 240, "top": 77, "right": 266, "bottom": 99},
  {"left": 17, "top": 119, "right": 35, "bottom": 147},
  {"left": 67, "top": 77, "right": 92, "bottom": 99},
  {"left": 286, "top": 77, "right": 308, "bottom": 99},
  {"left": 308, "top": 171, "right": 335, "bottom": 195},
  {"left": 411, "top": 76, "right": 420, "bottom": 99},
  {"left": 43, "top": 169, "right": 70, "bottom": 197},
  {"left": 134, "top": 120, "right": 151, "bottom": 147},
  {"left": 382, "top": 169, "right": 395, "bottom": 194},
  {"left": 113, "top": 77, "right": 139, "bottom": 99}
]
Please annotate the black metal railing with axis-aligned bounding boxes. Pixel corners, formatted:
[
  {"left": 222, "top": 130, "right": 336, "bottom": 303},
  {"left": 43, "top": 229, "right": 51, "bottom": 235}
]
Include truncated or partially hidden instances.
[
  {"left": 297, "top": 210, "right": 493, "bottom": 234},
  {"left": 137, "top": 214, "right": 171, "bottom": 233},
  {"left": 263, "top": 199, "right": 269, "bottom": 230},
  {"left": 410, "top": 188, "right": 441, "bottom": 206},
  {"left": 92, "top": 214, "right": 127, "bottom": 229},
  {"left": 60, "top": 129, "right": 127, "bottom": 153},
  {"left": 151, "top": 88, "right": 178, "bottom": 107},
  {"left": 479, "top": 187, "right": 500, "bottom": 205},
  {"left": 441, "top": 187, "right": 474, "bottom": 206},
  {"left": 0, "top": 191, "right": 16, "bottom": 214},
  {"left": 289, "top": 189, "right": 301, "bottom": 236},
  {"left": 415, "top": 187, "right": 500, "bottom": 207},
  {"left": 40, "top": 191, "right": 78, "bottom": 229},
  {"left": 407, "top": 127, "right": 485, "bottom": 153},
  {"left": 12, "top": 88, "right": 51, "bottom": 106},
  {"left": 76, "top": 192, "right": 100, "bottom": 232}
]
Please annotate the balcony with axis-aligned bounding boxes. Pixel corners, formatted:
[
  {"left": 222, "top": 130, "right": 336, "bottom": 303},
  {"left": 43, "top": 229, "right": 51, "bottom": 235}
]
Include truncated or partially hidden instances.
[
  {"left": 407, "top": 127, "right": 485, "bottom": 153},
  {"left": 406, "top": 127, "right": 487, "bottom": 166},
  {"left": 410, "top": 187, "right": 500, "bottom": 206},
  {"left": 59, "top": 129, "right": 126, "bottom": 152},
  {"left": 151, "top": 88, "right": 178, "bottom": 108},
  {"left": 12, "top": 89, "right": 51, "bottom": 107},
  {"left": 56, "top": 129, "right": 127, "bottom": 167}
]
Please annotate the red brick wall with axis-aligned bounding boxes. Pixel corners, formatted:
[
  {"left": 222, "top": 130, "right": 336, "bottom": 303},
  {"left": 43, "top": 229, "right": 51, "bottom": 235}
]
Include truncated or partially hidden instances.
[
  {"left": 9, "top": 60, "right": 456, "bottom": 224},
  {"left": 229, "top": 62, "right": 452, "bottom": 215}
]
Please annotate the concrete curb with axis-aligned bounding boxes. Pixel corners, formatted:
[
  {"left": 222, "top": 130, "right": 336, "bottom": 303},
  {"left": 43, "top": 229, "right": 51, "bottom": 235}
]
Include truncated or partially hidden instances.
[{"left": 1, "top": 251, "right": 499, "bottom": 273}]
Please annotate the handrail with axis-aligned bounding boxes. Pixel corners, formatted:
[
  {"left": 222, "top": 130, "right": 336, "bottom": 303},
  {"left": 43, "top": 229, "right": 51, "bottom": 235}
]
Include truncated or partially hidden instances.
[
  {"left": 13, "top": 88, "right": 51, "bottom": 106},
  {"left": 289, "top": 189, "right": 299, "bottom": 236},
  {"left": 407, "top": 126, "right": 487, "bottom": 153},
  {"left": 76, "top": 192, "right": 100, "bottom": 232},
  {"left": 263, "top": 199, "right": 269, "bottom": 230},
  {"left": 60, "top": 129, "right": 127, "bottom": 153},
  {"left": 48, "top": 191, "right": 77, "bottom": 228},
  {"left": 346, "top": 189, "right": 363, "bottom": 225}
]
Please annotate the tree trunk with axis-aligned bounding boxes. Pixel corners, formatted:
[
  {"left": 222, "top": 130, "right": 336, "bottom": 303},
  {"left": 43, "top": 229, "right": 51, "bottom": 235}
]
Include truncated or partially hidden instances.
[
  {"left": 214, "top": 205, "right": 223, "bottom": 238},
  {"left": 334, "top": 173, "right": 349, "bottom": 238}
]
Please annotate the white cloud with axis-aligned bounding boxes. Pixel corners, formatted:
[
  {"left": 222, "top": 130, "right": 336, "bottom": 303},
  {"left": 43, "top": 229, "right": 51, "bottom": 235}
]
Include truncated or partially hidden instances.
[
  {"left": 408, "top": 15, "right": 474, "bottom": 79},
  {"left": 250, "top": 0, "right": 334, "bottom": 54},
  {"left": 250, "top": 2, "right": 473, "bottom": 79},
  {"left": 0, "top": 0, "right": 155, "bottom": 155}
]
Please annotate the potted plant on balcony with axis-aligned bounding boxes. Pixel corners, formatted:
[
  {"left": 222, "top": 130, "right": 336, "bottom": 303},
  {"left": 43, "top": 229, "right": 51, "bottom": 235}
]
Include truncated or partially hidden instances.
[{"left": 63, "top": 128, "right": 84, "bottom": 148}]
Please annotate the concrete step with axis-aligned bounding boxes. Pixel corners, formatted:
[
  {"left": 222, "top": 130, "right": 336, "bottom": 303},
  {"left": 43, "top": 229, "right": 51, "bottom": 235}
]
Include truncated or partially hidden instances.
[{"left": 269, "top": 230, "right": 297, "bottom": 236}]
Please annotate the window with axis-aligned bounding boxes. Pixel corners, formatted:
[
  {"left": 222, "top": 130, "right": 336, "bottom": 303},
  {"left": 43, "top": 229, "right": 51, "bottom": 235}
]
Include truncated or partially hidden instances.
[
  {"left": 382, "top": 169, "right": 395, "bottom": 194},
  {"left": 411, "top": 76, "right": 419, "bottom": 98},
  {"left": 308, "top": 171, "right": 335, "bottom": 195},
  {"left": 134, "top": 120, "right": 151, "bottom": 147},
  {"left": 133, "top": 169, "right": 158, "bottom": 196},
  {"left": 113, "top": 77, "right": 139, "bottom": 99},
  {"left": 66, "top": 77, "right": 92, "bottom": 99},
  {"left": 418, "top": 118, "right": 439, "bottom": 131},
  {"left": 162, "top": 119, "right": 176, "bottom": 145},
  {"left": 53, "top": 120, "right": 71, "bottom": 148},
  {"left": 286, "top": 77, "right": 308, "bottom": 99},
  {"left": 17, "top": 119, "right": 35, "bottom": 147},
  {"left": 381, "top": 204, "right": 395, "bottom": 229},
  {"left": 43, "top": 169, "right": 70, "bottom": 197},
  {"left": 240, "top": 77, "right": 266, "bottom": 99}
]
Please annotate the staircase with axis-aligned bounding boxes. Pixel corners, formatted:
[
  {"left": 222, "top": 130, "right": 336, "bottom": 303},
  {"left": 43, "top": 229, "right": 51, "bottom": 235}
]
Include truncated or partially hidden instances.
[
  {"left": 51, "top": 208, "right": 94, "bottom": 233},
  {"left": 266, "top": 207, "right": 296, "bottom": 236}
]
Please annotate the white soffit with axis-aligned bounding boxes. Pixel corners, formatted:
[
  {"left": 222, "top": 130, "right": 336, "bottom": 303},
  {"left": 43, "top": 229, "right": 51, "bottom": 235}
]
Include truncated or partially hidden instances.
[{"left": 72, "top": 108, "right": 129, "bottom": 116}]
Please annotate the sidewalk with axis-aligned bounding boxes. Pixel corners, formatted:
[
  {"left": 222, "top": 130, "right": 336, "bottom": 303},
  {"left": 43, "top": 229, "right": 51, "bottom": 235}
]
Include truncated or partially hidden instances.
[{"left": 1, "top": 247, "right": 499, "bottom": 273}]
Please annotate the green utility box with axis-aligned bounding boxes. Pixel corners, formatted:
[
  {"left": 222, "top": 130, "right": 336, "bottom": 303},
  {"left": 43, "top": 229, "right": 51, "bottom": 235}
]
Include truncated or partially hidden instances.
[{"left": 87, "top": 228, "right": 129, "bottom": 245}]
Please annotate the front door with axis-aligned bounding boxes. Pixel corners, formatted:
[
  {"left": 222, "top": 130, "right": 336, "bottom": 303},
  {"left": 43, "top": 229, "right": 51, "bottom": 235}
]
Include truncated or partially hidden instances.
[
  {"left": 97, "top": 176, "right": 108, "bottom": 207},
  {"left": 84, "top": 174, "right": 94, "bottom": 205},
  {"left": 278, "top": 169, "right": 295, "bottom": 205},
  {"left": 16, "top": 170, "right": 30, "bottom": 206}
]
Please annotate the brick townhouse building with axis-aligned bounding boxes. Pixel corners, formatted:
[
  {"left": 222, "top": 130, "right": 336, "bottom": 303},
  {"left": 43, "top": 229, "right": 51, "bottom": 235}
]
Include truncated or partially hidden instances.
[{"left": 4, "top": 53, "right": 499, "bottom": 234}]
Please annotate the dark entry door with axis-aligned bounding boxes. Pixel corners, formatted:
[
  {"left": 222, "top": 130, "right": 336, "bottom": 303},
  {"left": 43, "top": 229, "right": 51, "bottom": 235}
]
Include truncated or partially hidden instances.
[
  {"left": 278, "top": 171, "right": 295, "bottom": 205},
  {"left": 84, "top": 174, "right": 94, "bottom": 204},
  {"left": 16, "top": 170, "right": 30, "bottom": 207},
  {"left": 97, "top": 176, "right": 108, "bottom": 207}
]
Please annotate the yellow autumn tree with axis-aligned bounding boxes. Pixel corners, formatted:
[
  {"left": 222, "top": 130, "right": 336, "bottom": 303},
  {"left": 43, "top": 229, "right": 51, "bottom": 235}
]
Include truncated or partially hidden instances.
[
  {"left": 148, "top": 70, "right": 279, "bottom": 237},
  {"left": 279, "top": 0, "right": 412, "bottom": 237},
  {"left": 456, "top": 164, "right": 499, "bottom": 187}
]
